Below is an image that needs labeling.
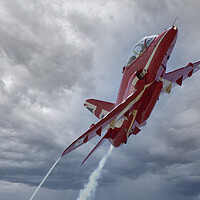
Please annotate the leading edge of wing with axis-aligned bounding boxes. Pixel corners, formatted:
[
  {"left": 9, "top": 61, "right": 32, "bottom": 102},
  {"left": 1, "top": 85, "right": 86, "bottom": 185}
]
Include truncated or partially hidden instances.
[
  {"left": 163, "top": 61, "right": 200, "bottom": 83},
  {"left": 62, "top": 91, "right": 139, "bottom": 157},
  {"left": 160, "top": 61, "right": 200, "bottom": 95}
]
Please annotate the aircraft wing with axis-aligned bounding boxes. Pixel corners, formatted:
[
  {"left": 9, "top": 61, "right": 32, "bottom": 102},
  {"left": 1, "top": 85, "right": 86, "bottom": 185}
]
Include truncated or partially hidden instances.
[
  {"left": 161, "top": 61, "right": 200, "bottom": 94},
  {"left": 62, "top": 91, "right": 139, "bottom": 157}
]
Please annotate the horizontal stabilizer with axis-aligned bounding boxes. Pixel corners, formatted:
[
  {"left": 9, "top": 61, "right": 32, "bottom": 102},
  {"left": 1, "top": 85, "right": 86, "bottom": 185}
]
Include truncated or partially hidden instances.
[{"left": 84, "top": 99, "right": 116, "bottom": 119}]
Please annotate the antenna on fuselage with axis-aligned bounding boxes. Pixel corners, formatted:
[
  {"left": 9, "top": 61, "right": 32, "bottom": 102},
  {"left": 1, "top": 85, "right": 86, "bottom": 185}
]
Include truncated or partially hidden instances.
[{"left": 172, "top": 17, "right": 178, "bottom": 27}]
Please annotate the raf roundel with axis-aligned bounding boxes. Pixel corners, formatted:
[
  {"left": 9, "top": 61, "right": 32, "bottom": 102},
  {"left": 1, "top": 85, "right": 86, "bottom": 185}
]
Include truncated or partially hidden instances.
[
  {"left": 194, "top": 64, "right": 200, "bottom": 73},
  {"left": 75, "top": 138, "right": 84, "bottom": 146}
]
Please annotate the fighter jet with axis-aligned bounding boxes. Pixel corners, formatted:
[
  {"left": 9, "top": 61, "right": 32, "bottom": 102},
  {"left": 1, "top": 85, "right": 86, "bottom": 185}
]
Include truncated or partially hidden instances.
[{"left": 62, "top": 26, "right": 200, "bottom": 165}]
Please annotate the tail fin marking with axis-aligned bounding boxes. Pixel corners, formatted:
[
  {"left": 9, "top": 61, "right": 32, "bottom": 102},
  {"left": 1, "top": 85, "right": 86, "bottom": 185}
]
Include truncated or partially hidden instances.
[{"left": 84, "top": 99, "right": 116, "bottom": 119}]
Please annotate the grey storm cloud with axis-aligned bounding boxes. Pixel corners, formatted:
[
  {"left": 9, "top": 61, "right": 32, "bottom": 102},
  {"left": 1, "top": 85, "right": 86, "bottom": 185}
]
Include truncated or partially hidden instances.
[
  {"left": 0, "top": 1, "right": 97, "bottom": 92},
  {"left": 1, "top": 0, "right": 200, "bottom": 200}
]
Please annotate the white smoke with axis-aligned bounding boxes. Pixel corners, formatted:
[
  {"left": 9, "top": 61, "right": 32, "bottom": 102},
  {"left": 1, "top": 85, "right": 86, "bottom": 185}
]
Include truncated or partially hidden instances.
[
  {"left": 29, "top": 156, "right": 61, "bottom": 200},
  {"left": 28, "top": 145, "right": 113, "bottom": 200},
  {"left": 77, "top": 145, "right": 113, "bottom": 200}
]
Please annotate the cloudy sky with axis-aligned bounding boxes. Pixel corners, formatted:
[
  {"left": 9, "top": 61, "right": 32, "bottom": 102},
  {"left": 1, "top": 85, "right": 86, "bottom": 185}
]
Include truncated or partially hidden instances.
[{"left": 0, "top": 0, "right": 200, "bottom": 200}]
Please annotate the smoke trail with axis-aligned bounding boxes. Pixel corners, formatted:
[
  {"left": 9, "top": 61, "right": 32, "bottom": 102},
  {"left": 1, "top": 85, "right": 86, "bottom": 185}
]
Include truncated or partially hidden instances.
[
  {"left": 29, "top": 156, "right": 61, "bottom": 200},
  {"left": 77, "top": 145, "right": 113, "bottom": 200}
]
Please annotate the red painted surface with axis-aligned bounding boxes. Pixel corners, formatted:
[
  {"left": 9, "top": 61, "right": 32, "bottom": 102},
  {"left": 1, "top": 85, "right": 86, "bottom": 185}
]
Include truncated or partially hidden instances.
[
  {"left": 62, "top": 26, "right": 200, "bottom": 165},
  {"left": 136, "top": 81, "right": 163, "bottom": 124},
  {"left": 176, "top": 75, "right": 183, "bottom": 86}
]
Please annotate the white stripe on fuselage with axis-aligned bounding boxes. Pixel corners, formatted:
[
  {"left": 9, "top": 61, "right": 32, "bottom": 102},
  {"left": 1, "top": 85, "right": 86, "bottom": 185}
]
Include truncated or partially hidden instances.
[
  {"left": 102, "top": 82, "right": 152, "bottom": 132},
  {"left": 142, "top": 29, "right": 169, "bottom": 75},
  {"left": 129, "top": 29, "right": 169, "bottom": 97}
]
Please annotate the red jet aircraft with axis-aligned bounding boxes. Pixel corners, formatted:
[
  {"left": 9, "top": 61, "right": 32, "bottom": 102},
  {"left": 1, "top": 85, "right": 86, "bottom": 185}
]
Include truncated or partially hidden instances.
[{"left": 62, "top": 26, "right": 200, "bottom": 165}]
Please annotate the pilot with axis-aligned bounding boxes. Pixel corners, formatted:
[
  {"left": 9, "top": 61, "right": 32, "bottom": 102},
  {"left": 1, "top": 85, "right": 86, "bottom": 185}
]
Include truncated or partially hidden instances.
[{"left": 139, "top": 43, "right": 145, "bottom": 54}]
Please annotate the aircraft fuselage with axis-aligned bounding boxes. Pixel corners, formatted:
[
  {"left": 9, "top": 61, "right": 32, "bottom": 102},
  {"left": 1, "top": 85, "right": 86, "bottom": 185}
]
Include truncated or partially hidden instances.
[{"left": 111, "top": 27, "right": 178, "bottom": 147}]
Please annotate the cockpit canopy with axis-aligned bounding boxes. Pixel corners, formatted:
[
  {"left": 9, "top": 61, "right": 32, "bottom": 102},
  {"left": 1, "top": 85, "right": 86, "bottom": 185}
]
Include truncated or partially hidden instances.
[{"left": 126, "top": 35, "right": 157, "bottom": 66}]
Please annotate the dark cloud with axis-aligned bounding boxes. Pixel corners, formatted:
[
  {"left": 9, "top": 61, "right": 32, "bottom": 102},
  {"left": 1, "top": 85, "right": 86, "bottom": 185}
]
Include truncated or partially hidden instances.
[
  {"left": 67, "top": 11, "right": 102, "bottom": 41},
  {"left": 0, "top": 1, "right": 96, "bottom": 93},
  {"left": 0, "top": 0, "right": 200, "bottom": 200}
]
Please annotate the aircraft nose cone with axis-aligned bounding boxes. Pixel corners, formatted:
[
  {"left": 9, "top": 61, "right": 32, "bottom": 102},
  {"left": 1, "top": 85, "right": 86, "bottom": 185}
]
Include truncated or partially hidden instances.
[
  {"left": 173, "top": 26, "right": 178, "bottom": 31},
  {"left": 170, "top": 26, "right": 178, "bottom": 34},
  {"left": 167, "top": 26, "right": 178, "bottom": 41}
]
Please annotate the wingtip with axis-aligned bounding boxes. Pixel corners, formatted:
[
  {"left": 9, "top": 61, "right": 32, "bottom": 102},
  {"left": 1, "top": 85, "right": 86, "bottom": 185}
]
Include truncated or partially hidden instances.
[
  {"left": 62, "top": 148, "right": 69, "bottom": 157},
  {"left": 80, "top": 161, "right": 84, "bottom": 167},
  {"left": 80, "top": 155, "right": 89, "bottom": 166}
]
